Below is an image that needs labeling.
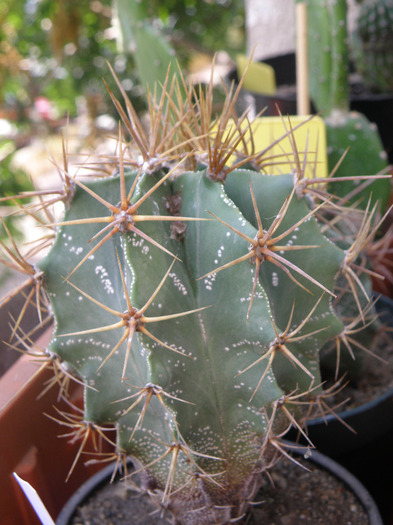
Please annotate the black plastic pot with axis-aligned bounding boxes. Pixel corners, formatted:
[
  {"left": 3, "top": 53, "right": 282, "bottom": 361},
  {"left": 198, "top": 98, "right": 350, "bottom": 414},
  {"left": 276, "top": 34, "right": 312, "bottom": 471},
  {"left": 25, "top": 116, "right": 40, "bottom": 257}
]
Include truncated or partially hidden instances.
[
  {"left": 350, "top": 86, "right": 393, "bottom": 164},
  {"left": 228, "top": 53, "right": 301, "bottom": 117},
  {"left": 285, "top": 294, "right": 393, "bottom": 453},
  {"left": 56, "top": 459, "right": 167, "bottom": 525},
  {"left": 230, "top": 53, "right": 393, "bottom": 162},
  {"left": 285, "top": 294, "right": 393, "bottom": 524},
  {"left": 56, "top": 462, "right": 127, "bottom": 525},
  {"left": 56, "top": 446, "right": 383, "bottom": 525}
]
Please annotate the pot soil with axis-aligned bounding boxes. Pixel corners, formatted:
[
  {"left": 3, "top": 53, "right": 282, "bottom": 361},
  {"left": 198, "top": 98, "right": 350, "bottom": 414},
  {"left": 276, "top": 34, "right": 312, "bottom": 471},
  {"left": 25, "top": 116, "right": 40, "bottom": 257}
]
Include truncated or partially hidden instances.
[{"left": 56, "top": 447, "right": 382, "bottom": 525}]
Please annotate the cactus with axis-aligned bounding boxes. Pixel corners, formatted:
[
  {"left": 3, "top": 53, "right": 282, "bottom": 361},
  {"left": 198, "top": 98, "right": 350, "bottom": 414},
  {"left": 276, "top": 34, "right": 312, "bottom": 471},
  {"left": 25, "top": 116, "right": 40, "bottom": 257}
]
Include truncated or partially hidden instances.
[
  {"left": 305, "top": 0, "right": 390, "bottom": 211},
  {"left": 352, "top": 0, "right": 393, "bottom": 94},
  {"left": 0, "top": 69, "right": 388, "bottom": 524}
]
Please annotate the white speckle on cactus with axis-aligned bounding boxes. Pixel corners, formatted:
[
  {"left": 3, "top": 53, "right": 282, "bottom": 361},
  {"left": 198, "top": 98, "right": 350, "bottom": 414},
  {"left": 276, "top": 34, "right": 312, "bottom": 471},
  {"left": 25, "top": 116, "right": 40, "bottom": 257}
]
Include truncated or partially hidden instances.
[
  {"left": 203, "top": 272, "right": 216, "bottom": 291},
  {"left": 95, "top": 265, "right": 115, "bottom": 294},
  {"left": 69, "top": 246, "right": 84, "bottom": 255},
  {"left": 169, "top": 272, "right": 188, "bottom": 295}
]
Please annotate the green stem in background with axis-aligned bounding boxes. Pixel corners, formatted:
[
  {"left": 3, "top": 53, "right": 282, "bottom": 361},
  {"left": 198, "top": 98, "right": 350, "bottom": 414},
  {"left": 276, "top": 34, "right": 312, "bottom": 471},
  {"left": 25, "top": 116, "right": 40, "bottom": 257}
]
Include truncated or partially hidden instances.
[
  {"left": 112, "top": 0, "right": 180, "bottom": 98},
  {"left": 329, "top": 0, "right": 349, "bottom": 112},
  {"left": 306, "top": 0, "right": 349, "bottom": 114},
  {"left": 305, "top": 0, "right": 390, "bottom": 211}
]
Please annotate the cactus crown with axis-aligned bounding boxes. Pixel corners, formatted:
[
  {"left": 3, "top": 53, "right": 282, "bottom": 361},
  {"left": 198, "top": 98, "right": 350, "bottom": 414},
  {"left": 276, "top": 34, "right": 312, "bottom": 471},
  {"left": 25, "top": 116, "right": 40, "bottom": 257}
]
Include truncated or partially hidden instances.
[{"left": 0, "top": 66, "right": 387, "bottom": 524}]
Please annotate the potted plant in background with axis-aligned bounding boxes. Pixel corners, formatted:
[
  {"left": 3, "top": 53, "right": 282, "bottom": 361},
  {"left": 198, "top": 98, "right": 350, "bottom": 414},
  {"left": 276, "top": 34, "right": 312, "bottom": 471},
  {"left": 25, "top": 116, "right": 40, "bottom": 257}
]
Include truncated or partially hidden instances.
[
  {"left": 349, "top": 0, "right": 393, "bottom": 164},
  {"left": 305, "top": 0, "right": 391, "bottom": 209},
  {"left": 350, "top": 0, "right": 393, "bottom": 300},
  {"left": 0, "top": 54, "right": 389, "bottom": 523}
]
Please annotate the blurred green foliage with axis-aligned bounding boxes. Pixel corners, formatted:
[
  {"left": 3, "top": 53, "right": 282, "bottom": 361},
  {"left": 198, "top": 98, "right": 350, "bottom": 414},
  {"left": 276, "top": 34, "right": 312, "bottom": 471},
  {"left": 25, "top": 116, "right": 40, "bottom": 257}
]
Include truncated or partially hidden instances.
[
  {"left": 0, "top": 0, "right": 244, "bottom": 123},
  {"left": 0, "top": 140, "right": 34, "bottom": 241},
  {"left": 0, "top": 0, "right": 244, "bottom": 246},
  {"left": 0, "top": 0, "right": 146, "bottom": 121},
  {"left": 0, "top": 141, "right": 32, "bottom": 198},
  {"left": 149, "top": 0, "right": 245, "bottom": 58}
]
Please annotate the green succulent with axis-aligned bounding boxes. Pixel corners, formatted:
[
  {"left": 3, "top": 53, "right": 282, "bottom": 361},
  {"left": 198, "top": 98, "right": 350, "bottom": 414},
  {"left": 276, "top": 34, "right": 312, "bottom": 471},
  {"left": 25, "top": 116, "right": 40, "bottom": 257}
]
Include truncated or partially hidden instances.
[
  {"left": 352, "top": 0, "right": 393, "bottom": 93},
  {"left": 0, "top": 69, "right": 387, "bottom": 524},
  {"left": 305, "top": 0, "right": 391, "bottom": 211}
]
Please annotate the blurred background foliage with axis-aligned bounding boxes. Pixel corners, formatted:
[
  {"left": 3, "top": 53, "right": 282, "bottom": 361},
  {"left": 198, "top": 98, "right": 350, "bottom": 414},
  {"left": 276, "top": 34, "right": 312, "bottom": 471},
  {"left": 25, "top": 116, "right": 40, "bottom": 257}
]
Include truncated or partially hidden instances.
[
  {"left": 0, "top": 0, "right": 244, "bottom": 240},
  {"left": 0, "top": 0, "right": 244, "bottom": 126}
]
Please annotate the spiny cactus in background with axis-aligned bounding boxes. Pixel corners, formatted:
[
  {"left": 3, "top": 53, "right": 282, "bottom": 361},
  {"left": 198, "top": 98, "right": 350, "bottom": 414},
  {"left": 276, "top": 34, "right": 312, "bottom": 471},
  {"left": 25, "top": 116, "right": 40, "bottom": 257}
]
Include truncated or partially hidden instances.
[
  {"left": 305, "top": 0, "right": 391, "bottom": 212},
  {"left": 0, "top": 69, "right": 389, "bottom": 524},
  {"left": 352, "top": 0, "right": 393, "bottom": 93}
]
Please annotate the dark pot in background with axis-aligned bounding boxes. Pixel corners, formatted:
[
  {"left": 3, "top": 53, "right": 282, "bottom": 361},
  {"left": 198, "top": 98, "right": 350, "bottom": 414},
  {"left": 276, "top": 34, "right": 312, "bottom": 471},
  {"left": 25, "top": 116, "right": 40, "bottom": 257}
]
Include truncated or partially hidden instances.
[
  {"left": 295, "top": 295, "right": 393, "bottom": 454},
  {"left": 56, "top": 445, "right": 383, "bottom": 525},
  {"left": 351, "top": 87, "right": 393, "bottom": 165},
  {"left": 228, "top": 53, "right": 301, "bottom": 117},
  {"left": 230, "top": 53, "right": 393, "bottom": 163},
  {"left": 286, "top": 294, "right": 393, "bottom": 524}
]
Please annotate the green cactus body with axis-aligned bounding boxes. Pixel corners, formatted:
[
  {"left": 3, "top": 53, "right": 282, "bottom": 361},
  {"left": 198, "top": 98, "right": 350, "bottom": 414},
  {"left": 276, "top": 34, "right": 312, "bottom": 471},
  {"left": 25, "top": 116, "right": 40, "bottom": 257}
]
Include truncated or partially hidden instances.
[
  {"left": 325, "top": 110, "right": 390, "bottom": 210},
  {"left": 352, "top": 0, "right": 393, "bottom": 93},
  {"left": 306, "top": 0, "right": 349, "bottom": 114},
  {"left": 36, "top": 159, "right": 353, "bottom": 522}
]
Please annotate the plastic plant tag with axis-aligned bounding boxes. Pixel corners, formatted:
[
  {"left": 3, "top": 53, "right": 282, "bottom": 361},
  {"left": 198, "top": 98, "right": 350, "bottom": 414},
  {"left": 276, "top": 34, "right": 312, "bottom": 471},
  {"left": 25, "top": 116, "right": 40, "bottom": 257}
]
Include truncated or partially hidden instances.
[
  {"left": 236, "top": 54, "right": 276, "bottom": 95},
  {"left": 13, "top": 473, "right": 56, "bottom": 525},
  {"left": 248, "top": 116, "right": 328, "bottom": 179},
  {"left": 216, "top": 115, "right": 328, "bottom": 179}
]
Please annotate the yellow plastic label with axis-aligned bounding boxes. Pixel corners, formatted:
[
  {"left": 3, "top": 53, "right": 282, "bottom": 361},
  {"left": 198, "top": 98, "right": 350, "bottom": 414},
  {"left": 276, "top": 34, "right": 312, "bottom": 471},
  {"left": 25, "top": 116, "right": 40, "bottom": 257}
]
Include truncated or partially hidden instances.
[
  {"left": 236, "top": 55, "right": 276, "bottom": 96},
  {"left": 219, "top": 116, "right": 328, "bottom": 179}
]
